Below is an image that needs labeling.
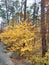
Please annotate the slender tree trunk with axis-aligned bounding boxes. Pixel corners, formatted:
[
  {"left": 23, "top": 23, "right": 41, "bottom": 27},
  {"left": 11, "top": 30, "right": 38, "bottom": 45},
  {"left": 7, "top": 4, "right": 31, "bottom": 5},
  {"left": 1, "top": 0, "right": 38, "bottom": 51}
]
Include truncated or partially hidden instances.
[
  {"left": 5, "top": 0, "right": 9, "bottom": 24},
  {"left": 20, "top": 0, "right": 23, "bottom": 21},
  {"left": 24, "top": 0, "right": 27, "bottom": 21},
  {"left": 41, "top": 0, "right": 47, "bottom": 57}
]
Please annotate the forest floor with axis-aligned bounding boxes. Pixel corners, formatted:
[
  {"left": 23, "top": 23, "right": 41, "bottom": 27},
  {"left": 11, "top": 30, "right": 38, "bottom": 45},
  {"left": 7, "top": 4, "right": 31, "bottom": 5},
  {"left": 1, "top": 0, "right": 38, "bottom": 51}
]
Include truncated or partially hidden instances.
[
  {"left": 0, "top": 43, "right": 14, "bottom": 65},
  {"left": 0, "top": 43, "right": 28, "bottom": 65}
]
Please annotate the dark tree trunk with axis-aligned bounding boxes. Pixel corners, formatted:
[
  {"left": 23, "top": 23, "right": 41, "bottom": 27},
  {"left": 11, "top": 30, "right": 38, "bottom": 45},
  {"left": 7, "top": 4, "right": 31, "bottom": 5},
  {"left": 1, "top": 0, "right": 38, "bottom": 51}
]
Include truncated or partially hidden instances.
[
  {"left": 24, "top": 0, "right": 27, "bottom": 21},
  {"left": 41, "top": 0, "right": 47, "bottom": 57},
  {"left": 5, "top": 0, "right": 9, "bottom": 24},
  {"left": 33, "top": 3, "right": 36, "bottom": 22}
]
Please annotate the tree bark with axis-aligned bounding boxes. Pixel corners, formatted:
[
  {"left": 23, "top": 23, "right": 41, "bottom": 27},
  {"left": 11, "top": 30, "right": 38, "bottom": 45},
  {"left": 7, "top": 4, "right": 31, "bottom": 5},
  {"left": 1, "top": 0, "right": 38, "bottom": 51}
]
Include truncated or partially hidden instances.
[
  {"left": 41, "top": 0, "right": 47, "bottom": 57},
  {"left": 47, "top": 6, "right": 49, "bottom": 43},
  {"left": 24, "top": 0, "right": 27, "bottom": 21},
  {"left": 5, "top": 0, "right": 9, "bottom": 24}
]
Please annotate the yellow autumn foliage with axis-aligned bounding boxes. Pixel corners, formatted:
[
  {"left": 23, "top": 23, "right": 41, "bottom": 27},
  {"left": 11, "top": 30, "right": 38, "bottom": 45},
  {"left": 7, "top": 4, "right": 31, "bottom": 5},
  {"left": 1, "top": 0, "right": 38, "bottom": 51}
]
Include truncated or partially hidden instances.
[{"left": 0, "top": 21, "right": 35, "bottom": 56}]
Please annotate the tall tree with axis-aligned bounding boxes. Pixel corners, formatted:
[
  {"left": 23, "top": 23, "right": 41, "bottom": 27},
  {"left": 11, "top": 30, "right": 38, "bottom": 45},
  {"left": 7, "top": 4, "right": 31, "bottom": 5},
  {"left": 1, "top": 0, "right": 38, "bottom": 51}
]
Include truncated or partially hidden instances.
[
  {"left": 30, "top": 2, "right": 39, "bottom": 25},
  {"left": 5, "top": 0, "right": 9, "bottom": 24},
  {"left": 33, "top": 3, "right": 39, "bottom": 25},
  {"left": 41, "top": 0, "right": 47, "bottom": 57},
  {"left": 0, "top": 0, "right": 20, "bottom": 23},
  {"left": 24, "top": 0, "right": 27, "bottom": 21},
  {"left": 0, "top": 0, "right": 6, "bottom": 20},
  {"left": 46, "top": 6, "right": 49, "bottom": 43}
]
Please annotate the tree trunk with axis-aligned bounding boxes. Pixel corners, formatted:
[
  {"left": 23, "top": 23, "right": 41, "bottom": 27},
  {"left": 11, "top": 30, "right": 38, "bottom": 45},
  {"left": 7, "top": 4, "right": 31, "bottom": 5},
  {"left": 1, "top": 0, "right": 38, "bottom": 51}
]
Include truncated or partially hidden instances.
[
  {"left": 47, "top": 7, "right": 49, "bottom": 43},
  {"left": 24, "top": 0, "right": 27, "bottom": 21},
  {"left": 41, "top": 0, "right": 47, "bottom": 57},
  {"left": 5, "top": 0, "right": 9, "bottom": 24}
]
